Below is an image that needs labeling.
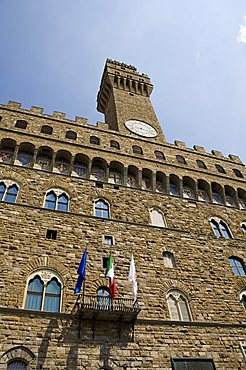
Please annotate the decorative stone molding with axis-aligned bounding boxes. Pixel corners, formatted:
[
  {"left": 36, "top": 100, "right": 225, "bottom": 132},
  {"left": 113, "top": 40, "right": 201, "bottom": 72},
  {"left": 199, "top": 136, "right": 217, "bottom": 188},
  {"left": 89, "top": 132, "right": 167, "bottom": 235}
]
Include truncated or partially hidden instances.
[{"left": 0, "top": 346, "right": 35, "bottom": 367}]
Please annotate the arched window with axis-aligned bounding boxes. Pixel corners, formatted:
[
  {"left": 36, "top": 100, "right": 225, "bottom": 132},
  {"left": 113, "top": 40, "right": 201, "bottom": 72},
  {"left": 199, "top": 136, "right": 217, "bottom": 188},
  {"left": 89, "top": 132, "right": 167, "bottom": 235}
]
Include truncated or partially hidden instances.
[
  {"left": 149, "top": 208, "right": 166, "bottom": 227},
  {"left": 215, "top": 164, "right": 226, "bottom": 174},
  {"left": 233, "top": 169, "right": 243, "bottom": 178},
  {"left": 110, "top": 140, "right": 120, "bottom": 149},
  {"left": 65, "top": 130, "right": 77, "bottom": 140},
  {"left": 210, "top": 218, "right": 232, "bottom": 238},
  {"left": 7, "top": 360, "right": 27, "bottom": 370},
  {"left": 155, "top": 151, "right": 165, "bottom": 160},
  {"left": 196, "top": 160, "right": 207, "bottom": 169},
  {"left": 24, "top": 270, "right": 62, "bottom": 312},
  {"left": 163, "top": 251, "right": 176, "bottom": 268},
  {"left": 240, "top": 291, "right": 246, "bottom": 310},
  {"left": 132, "top": 145, "right": 143, "bottom": 154},
  {"left": 176, "top": 155, "right": 186, "bottom": 164},
  {"left": 0, "top": 181, "right": 19, "bottom": 203},
  {"left": 90, "top": 136, "right": 100, "bottom": 145},
  {"left": 0, "top": 139, "right": 15, "bottom": 163},
  {"left": 15, "top": 120, "right": 28, "bottom": 129},
  {"left": 95, "top": 199, "right": 110, "bottom": 218},
  {"left": 229, "top": 257, "right": 246, "bottom": 276},
  {"left": 16, "top": 151, "right": 33, "bottom": 167},
  {"left": 167, "top": 290, "right": 192, "bottom": 321},
  {"left": 44, "top": 190, "right": 69, "bottom": 212},
  {"left": 41, "top": 125, "right": 53, "bottom": 135},
  {"left": 97, "top": 287, "right": 110, "bottom": 310},
  {"left": 109, "top": 168, "right": 122, "bottom": 185}
]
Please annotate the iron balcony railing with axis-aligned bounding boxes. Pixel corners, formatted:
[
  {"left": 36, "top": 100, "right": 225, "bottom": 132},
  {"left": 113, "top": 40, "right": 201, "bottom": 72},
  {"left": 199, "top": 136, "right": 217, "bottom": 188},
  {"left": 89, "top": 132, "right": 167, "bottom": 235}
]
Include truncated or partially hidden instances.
[{"left": 76, "top": 294, "right": 140, "bottom": 313}]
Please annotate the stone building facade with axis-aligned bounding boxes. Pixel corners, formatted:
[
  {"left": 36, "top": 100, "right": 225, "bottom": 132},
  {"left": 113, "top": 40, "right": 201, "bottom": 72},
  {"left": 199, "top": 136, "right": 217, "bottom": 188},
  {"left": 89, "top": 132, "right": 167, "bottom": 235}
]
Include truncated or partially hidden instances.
[{"left": 0, "top": 59, "right": 245, "bottom": 370}]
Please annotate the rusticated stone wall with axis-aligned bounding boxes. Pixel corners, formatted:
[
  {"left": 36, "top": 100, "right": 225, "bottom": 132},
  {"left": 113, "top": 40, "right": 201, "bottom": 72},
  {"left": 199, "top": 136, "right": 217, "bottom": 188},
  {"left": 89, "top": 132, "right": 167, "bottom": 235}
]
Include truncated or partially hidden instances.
[{"left": 0, "top": 59, "right": 245, "bottom": 369}]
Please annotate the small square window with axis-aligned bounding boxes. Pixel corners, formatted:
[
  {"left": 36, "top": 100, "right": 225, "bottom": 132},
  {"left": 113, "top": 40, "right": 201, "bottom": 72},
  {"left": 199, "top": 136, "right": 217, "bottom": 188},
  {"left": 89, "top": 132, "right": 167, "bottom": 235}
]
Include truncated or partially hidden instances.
[
  {"left": 46, "top": 229, "right": 57, "bottom": 240},
  {"left": 96, "top": 182, "right": 103, "bottom": 189},
  {"left": 103, "top": 257, "right": 109, "bottom": 268},
  {"left": 103, "top": 235, "right": 113, "bottom": 245}
]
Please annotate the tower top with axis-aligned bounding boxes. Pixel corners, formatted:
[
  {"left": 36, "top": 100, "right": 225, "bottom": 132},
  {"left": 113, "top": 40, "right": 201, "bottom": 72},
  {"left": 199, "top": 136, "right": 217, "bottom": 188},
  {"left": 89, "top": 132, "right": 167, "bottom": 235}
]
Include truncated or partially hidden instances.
[
  {"left": 97, "top": 59, "right": 154, "bottom": 114},
  {"left": 96, "top": 59, "right": 165, "bottom": 141}
]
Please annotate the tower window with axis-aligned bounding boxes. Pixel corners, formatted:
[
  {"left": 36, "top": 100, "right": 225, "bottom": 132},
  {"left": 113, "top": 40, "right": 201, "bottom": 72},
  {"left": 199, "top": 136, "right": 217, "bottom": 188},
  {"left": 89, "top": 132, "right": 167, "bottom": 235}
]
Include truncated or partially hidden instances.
[
  {"left": 90, "top": 136, "right": 100, "bottom": 145},
  {"left": 46, "top": 229, "right": 57, "bottom": 240},
  {"left": 132, "top": 145, "right": 143, "bottom": 154},
  {"left": 155, "top": 151, "right": 165, "bottom": 160},
  {"left": 110, "top": 140, "right": 120, "bottom": 149},
  {"left": 41, "top": 125, "right": 53, "bottom": 135},
  {"left": 15, "top": 120, "right": 28, "bottom": 129},
  {"left": 215, "top": 164, "right": 226, "bottom": 174},
  {"left": 229, "top": 257, "right": 246, "bottom": 276},
  {"left": 66, "top": 130, "right": 77, "bottom": 140},
  {"left": 196, "top": 160, "right": 207, "bottom": 169},
  {"left": 233, "top": 169, "right": 243, "bottom": 178},
  {"left": 176, "top": 155, "right": 186, "bottom": 164}
]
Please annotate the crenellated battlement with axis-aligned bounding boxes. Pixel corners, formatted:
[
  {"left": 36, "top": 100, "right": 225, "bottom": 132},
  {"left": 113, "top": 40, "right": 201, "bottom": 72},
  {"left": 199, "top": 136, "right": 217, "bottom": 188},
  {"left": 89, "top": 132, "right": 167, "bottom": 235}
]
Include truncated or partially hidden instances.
[{"left": 0, "top": 101, "right": 244, "bottom": 165}]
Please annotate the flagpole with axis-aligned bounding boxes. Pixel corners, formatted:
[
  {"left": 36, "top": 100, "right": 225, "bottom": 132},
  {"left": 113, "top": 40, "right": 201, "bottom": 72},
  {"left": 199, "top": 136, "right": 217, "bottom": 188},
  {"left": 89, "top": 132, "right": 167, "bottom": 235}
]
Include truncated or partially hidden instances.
[{"left": 82, "top": 277, "right": 86, "bottom": 305}]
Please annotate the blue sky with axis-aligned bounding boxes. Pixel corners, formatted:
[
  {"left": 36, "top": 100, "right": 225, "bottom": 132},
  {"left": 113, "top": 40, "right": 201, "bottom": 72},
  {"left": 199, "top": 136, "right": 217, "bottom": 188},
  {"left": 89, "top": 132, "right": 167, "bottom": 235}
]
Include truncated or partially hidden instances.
[{"left": 0, "top": 1, "right": 245, "bottom": 163}]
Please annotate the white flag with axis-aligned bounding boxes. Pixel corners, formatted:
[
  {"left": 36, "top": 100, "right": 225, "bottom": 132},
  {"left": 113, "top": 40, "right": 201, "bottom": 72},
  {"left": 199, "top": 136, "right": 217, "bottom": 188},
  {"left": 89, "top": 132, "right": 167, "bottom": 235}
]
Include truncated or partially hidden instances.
[{"left": 128, "top": 255, "right": 137, "bottom": 303}]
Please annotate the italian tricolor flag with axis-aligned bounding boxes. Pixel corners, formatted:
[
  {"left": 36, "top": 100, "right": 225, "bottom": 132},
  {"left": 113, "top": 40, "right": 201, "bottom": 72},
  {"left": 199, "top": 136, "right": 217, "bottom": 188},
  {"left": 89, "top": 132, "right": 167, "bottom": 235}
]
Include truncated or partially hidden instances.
[{"left": 105, "top": 251, "right": 116, "bottom": 299}]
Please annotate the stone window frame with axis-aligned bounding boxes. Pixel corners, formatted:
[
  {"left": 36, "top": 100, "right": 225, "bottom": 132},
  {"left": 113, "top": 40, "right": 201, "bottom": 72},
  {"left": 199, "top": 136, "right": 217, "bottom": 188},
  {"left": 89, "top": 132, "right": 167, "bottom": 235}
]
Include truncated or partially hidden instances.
[
  {"left": 43, "top": 188, "right": 70, "bottom": 212},
  {"left": 215, "top": 164, "right": 226, "bottom": 174},
  {"left": 233, "top": 168, "right": 244, "bottom": 178},
  {"left": 102, "top": 235, "right": 114, "bottom": 246},
  {"left": 209, "top": 217, "right": 233, "bottom": 239},
  {"left": 23, "top": 269, "right": 64, "bottom": 313},
  {"left": 0, "top": 179, "right": 19, "bottom": 203},
  {"left": 154, "top": 150, "right": 165, "bottom": 160},
  {"left": 110, "top": 140, "right": 120, "bottom": 149},
  {"left": 176, "top": 155, "right": 187, "bottom": 165},
  {"left": 41, "top": 125, "right": 53, "bottom": 135},
  {"left": 90, "top": 136, "right": 100, "bottom": 145},
  {"left": 65, "top": 130, "right": 77, "bottom": 140},
  {"left": 94, "top": 198, "right": 110, "bottom": 219},
  {"left": 132, "top": 145, "right": 143, "bottom": 155},
  {"left": 167, "top": 289, "right": 193, "bottom": 321},
  {"left": 15, "top": 120, "right": 28, "bottom": 129},
  {"left": 196, "top": 159, "right": 207, "bottom": 169},
  {"left": 1, "top": 346, "right": 35, "bottom": 369}
]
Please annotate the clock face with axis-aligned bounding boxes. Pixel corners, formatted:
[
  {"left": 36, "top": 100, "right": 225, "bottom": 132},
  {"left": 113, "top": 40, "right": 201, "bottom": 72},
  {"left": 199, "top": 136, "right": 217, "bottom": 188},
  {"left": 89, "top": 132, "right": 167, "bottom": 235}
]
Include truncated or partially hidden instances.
[{"left": 125, "top": 120, "right": 157, "bottom": 138}]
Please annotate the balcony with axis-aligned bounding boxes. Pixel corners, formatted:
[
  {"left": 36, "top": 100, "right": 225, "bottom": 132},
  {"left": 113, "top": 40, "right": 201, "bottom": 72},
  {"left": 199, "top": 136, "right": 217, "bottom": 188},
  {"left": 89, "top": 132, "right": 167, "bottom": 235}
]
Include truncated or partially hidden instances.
[{"left": 75, "top": 294, "right": 141, "bottom": 340}]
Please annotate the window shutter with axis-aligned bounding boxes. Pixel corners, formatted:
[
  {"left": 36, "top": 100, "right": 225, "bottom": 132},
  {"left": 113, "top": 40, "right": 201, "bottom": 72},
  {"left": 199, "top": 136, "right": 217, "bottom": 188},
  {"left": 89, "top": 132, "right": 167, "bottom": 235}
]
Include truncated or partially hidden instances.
[{"left": 150, "top": 209, "right": 165, "bottom": 227}]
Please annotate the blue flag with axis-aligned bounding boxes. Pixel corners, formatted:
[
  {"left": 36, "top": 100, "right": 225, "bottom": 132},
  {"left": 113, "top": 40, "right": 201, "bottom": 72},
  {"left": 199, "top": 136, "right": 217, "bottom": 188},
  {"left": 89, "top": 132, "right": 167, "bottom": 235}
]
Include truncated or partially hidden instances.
[{"left": 74, "top": 248, "right": 87, "bottom": 294}]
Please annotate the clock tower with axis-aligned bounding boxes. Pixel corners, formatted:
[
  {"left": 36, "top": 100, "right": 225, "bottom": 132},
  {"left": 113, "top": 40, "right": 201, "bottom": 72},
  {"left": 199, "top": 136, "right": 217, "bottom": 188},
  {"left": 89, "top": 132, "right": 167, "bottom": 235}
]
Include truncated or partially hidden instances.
[{"left": 97, "top": 59, "right": 166, "bottom": 142}]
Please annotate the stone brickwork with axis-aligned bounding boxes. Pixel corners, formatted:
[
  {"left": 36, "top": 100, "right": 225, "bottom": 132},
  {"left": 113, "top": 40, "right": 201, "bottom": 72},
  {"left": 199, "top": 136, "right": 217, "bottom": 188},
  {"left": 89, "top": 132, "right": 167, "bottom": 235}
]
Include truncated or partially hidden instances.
[{"left": 0, "top": 59, "right": 245, "bottom": 369}]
